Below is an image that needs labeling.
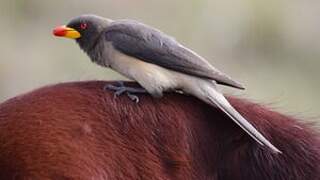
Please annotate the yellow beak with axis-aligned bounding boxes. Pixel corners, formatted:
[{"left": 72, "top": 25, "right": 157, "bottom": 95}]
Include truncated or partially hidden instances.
[{"left": 53, "top": 25, "right": 81, "bottom": 39}]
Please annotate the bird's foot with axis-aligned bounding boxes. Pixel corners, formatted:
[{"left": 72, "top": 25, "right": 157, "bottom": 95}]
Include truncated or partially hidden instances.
[{"left": 104, "top": 81, "right": 147, "bottom": 103}]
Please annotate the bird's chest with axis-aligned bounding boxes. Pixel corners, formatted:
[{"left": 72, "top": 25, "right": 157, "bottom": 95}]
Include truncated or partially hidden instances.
[{"left": 107, "top": 49, "right": 139, "bottom": 80}]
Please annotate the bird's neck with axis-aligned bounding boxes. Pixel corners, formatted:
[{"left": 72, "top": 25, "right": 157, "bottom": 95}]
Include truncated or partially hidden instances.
[
  {"left": 85, "top": 38, "right": 105, "bottom": 65},
  {"left": 81, "top": 18, "right": 113, "bottom": 65}
]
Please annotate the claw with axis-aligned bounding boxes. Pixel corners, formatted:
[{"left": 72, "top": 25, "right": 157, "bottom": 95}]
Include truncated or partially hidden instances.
[
  {"left": 103, "top": 82, "right": 147, "bottom": 103},
  {"left": 114, "top": 88, "right": 126, "bottom": 97},
  {"left": 104, "top": 84, "right": 118, "bottom": 91},
  {"left": 127, "top": 92, "right": 139, "bottom": 103}
]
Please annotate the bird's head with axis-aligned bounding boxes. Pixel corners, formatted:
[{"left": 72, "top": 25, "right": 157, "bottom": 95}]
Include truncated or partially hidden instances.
[{"left": 53, "top": 15, "right": 111, "bottom": 52}]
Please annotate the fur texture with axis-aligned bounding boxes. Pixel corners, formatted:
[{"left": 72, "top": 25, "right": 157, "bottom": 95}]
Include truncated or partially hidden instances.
[{"left": 0, "top": 81, "right": 318, "bottom": 180}]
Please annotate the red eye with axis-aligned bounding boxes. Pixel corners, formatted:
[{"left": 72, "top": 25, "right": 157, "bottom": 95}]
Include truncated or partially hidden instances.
[{"left": 80, "top": 23, "right": 87, "bottom": 30}]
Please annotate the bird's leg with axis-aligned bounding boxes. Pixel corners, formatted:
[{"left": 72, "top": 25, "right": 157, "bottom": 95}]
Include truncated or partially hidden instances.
[{"left": 104, "top": 81, "right": 147, "bottom": 103}]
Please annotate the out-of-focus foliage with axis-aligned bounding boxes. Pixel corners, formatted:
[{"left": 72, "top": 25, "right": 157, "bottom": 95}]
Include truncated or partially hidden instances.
[{"left": 0, "top": 0, "right": 319, "bottom": 119}]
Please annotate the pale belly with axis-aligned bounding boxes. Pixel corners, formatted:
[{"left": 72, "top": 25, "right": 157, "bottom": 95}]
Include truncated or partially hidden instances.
[{"left": 107, "top": 48, "right": 181, "bottom": 96}]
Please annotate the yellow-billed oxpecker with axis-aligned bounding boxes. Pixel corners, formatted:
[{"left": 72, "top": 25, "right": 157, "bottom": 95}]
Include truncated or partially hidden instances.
[{"left": 53, "top": 14, "right": 281, "bottom": 153}]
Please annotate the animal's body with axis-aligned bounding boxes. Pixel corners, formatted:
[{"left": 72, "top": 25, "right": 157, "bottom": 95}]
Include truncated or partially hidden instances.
[{"left": 0, "top": 81, "right": 319, "bottom": 180}]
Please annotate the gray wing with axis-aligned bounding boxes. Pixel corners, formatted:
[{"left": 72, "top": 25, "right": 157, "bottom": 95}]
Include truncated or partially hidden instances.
[{"left": 105, "top": 20, "right": 244, "bottom": 89}]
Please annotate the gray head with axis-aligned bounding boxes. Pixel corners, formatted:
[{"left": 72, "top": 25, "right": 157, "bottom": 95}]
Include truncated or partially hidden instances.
[{"left": 53, "top": 14, "right": 111, "bottom": 52}]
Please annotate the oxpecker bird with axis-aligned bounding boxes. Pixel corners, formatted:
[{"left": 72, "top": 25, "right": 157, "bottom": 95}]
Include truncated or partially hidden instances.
[{"left": 53, "top": 14, "right": 281, "bottom": 153}]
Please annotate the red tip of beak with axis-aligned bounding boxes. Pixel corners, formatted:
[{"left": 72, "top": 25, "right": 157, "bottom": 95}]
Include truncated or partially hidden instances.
[{"left": 53, "top": 26, "right": 67, "bottom": 37}]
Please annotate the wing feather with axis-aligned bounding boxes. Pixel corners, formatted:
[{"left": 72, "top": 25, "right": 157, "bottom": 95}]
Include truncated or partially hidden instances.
[{"left": 105, "top": 20, "right": 244, "bottom": 89}]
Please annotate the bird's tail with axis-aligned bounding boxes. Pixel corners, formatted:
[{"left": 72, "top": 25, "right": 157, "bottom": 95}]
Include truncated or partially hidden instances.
[{"left": 196, "top": 83, "right": 282, "bottom": 154}]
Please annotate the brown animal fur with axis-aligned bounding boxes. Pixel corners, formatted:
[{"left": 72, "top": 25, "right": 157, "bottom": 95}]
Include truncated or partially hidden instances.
[{"left": 0, "top": 81, "right": 318, "bottom": 180}]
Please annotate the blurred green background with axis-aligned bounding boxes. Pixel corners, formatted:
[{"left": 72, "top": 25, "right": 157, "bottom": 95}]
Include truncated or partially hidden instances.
[{"left": 0, "top": 0, "right": 319, "bottom": 119}]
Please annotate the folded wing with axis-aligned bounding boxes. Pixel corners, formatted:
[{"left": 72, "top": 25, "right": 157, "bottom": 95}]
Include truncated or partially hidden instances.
[{"left": 105, "top": 20, "right": 244, "bottom": 89}]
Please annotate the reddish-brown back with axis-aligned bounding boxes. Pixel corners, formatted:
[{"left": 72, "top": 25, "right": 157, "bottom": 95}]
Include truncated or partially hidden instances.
[{"left": 0, "top": 81, "right": 319, "bottom": 180}]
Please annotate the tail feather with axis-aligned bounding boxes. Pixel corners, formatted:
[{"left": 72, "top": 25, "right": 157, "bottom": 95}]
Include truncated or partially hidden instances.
[{"left": 205, "top": 88, "right": 282, "bottom": 154}]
